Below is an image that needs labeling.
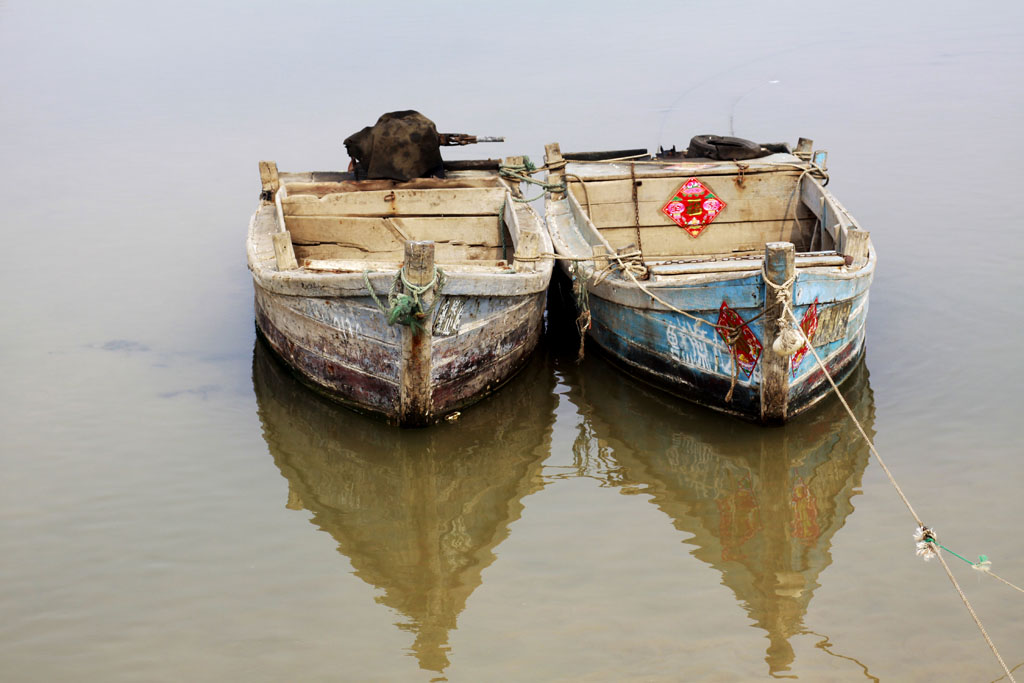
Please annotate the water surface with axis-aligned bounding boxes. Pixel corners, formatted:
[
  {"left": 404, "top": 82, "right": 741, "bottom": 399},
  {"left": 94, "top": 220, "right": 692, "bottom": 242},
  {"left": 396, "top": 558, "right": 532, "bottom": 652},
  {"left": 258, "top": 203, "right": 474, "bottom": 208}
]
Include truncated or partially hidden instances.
[{"left": 1, "top": 1, "right": 1022, "bottom": 680}]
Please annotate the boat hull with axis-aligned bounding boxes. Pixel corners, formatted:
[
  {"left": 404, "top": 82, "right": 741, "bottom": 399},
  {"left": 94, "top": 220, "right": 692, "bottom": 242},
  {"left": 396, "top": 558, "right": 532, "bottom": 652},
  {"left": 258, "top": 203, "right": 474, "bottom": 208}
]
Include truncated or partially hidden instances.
[
  {"left": 571, "top": 267, "right": 870, "bottom": 422},
  {"left": 542, "top": 145, "right": 876, "bottom": 424},
  {"left": 254, "top": 285, "right": 546, "bottom": 425}
]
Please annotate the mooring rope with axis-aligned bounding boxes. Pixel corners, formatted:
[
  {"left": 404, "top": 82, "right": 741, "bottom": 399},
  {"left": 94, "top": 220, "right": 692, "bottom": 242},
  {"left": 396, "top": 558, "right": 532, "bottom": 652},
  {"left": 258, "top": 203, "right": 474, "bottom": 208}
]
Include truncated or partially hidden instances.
[
  {"left": 603, "top": 250, "right": 762, "bottom": 403},
  {"left": 761, "top": 276, "right": 1016, "bottom": 682},
  {"left": 363, "top": 265, "right": 446, "bottom": 335},
  {"left": 499, "top": 160, "right": 566, "bottom": 202},
  {"left": 936, "top": 547, "right": 1024, "bottom": 595},
  {"left": 569, "top": 261, "right": 591, "bottom": 362}
]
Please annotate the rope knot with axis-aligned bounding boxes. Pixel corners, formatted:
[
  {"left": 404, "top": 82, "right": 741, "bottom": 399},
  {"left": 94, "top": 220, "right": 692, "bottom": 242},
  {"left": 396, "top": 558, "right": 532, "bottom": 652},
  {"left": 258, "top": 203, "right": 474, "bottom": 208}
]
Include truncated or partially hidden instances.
[
  {"left": 914, "top": 525, "right": 938, "bottom": 561},
  {"left": 762, "top": 264, "right": 803, "bottom": 356},
  {"left": 364, "top": 265, "right": 446, "bottom": 335}
]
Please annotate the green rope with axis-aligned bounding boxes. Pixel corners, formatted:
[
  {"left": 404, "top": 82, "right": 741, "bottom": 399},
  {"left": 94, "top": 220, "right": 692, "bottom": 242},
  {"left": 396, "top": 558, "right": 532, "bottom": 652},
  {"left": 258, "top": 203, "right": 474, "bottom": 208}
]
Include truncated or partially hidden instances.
[
  {"left": 498, "top": 164, "right": 566, "bottom": 195},
  {"left": 511, "top": 189, "right": 551, "bottom": 203},
  {"left": 363, "top": 269, "right": 389, "bottom": 313},
  {"left": 363, "top": 266, "right": 446, "bottom": 335},
  {"left": 940, "top": 544, "right": 976, "bottom": 566},
  {"left": 922, "top": 532, "right": 990, "bottom": 568}
]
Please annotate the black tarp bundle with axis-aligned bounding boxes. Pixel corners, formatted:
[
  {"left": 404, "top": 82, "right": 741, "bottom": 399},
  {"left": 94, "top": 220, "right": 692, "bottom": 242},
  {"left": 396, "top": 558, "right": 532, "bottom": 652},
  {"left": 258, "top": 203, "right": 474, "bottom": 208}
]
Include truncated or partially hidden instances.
[{"left": 343, "top": 110, "right": 443, "bottom": 181}]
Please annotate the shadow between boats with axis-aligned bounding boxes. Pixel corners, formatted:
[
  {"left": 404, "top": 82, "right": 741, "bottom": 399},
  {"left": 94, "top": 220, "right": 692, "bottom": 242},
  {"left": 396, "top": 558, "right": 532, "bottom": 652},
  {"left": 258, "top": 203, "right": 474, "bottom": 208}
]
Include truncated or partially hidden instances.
[
  {"left": 557, "top": 349, "right": 877, "bottom": 678},
  {"left": 251, "top": 336, "right": 557, "bottom": 675}
]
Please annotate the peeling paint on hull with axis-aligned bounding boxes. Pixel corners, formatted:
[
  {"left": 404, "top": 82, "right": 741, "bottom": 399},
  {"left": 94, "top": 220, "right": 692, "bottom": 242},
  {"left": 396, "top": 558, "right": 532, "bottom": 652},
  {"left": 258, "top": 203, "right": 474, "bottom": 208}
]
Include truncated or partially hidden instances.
[{"left": 254, "top": 287, "right": 547, "bottom": 426}]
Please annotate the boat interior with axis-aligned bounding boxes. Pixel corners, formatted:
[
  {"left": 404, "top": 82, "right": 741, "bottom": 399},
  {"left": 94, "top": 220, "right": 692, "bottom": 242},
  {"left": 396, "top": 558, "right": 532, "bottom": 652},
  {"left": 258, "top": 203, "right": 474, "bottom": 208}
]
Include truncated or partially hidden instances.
[
  {"left": 567, "top": 164, "right": 851, "bottom": 259},
  {"left": 552, "top": 143, "right": 866, "bottom": 276},
  {"left": 276, "top": 170, "right": 522, "bottom": 270}
]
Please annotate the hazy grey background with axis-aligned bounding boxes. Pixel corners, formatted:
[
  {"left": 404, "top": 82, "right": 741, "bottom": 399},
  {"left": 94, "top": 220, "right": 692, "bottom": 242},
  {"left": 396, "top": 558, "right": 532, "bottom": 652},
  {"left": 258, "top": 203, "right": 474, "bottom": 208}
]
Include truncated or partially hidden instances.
[{"left": 1, "top": 1, "right": 1022, "bottom": 680}]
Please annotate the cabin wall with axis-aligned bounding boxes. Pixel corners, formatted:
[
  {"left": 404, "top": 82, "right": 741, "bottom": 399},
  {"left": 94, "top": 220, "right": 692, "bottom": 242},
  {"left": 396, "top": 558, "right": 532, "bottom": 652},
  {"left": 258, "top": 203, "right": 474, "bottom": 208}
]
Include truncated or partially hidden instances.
[
  {"left": 280, "top": 186, "right": 512, "bottom": 264},
  {"left": 569, "top": 171, "right": 818, "bottom": 258}
]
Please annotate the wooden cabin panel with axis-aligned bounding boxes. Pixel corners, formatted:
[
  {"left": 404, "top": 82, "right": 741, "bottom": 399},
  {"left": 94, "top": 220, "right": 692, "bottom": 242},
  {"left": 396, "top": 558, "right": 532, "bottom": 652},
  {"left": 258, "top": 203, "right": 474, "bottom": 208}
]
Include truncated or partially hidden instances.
[
  {"left": 393, "top": 216, "right": 503, "bottom": 245},
  {"left": 287, "top": 216, "right": 403, "bottom": 250},
  {"left": 568, "top": 171, "right": 802, "bottom": 215},
  {"left": 582, "top": 197, "right": 811, "bottom": 227},
  {"left": 286, "top": 215, "right": 503, "bottom": 250},
  {"left": 282, "top": 176, "right": 503, "bottom": 197},
  {"left": 598, "top": 219, "right": 811, "bottom": 257},
  {"left": 293, "top": 243, "right": 506, "bottom": 262},
  {"left": 282, "top": 187, "right": 506, "bottom": 217}
]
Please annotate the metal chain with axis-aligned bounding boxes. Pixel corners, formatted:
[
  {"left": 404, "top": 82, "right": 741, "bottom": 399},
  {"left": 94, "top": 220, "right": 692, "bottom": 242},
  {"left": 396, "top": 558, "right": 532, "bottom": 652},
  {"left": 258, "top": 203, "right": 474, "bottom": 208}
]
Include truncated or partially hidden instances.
[{"left": 630, "top": 163, "right": 645, "bottom": 270}]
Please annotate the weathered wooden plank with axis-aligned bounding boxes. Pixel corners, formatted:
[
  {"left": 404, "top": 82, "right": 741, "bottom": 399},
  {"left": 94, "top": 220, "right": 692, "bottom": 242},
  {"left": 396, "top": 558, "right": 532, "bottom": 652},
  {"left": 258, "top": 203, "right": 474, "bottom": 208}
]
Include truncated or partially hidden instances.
[
  {"left": 568, "top": 171, "right": 801, "bottom": 209},
  {"left": 544, "top": 143, "right": 566, "bottom": 201},
  {"left": 302, "top": 259, "right": 513, "bottom": 274},
  {"left": 282, "top": 187, "right": 505, "bottom": 217},
  {"left": 794, "top": 270, "right": 872, "bottom": 305},
  {"left": 292, "top": 243, "right": 505, "bottom": 262},
  {"left": 259, "top": 160, "right": 280, "bottom": 197},
  {"left": 431, "top": 294, "right": 540, "bottom": 381},
  {"left": 430, "top": 295, "right": 545, "bottom": 409},
  {"left": 255, "top": 289, "right": 401, "bottom": 379},
  {"left": 255, "top": 307, "right": 401, "bottom": 415},
  {"left": 648, "top": 252, "right": 846, "bottom": 276},
  {"left": 581, "top": 191, "right": 812, "bottom": 226},
  {"left": 286, "top": 215, "right": 503, "bottom": 249},
  {"left": 584, "top": 296, "right": 763, "bottom": 418},
  {"left": 282, "top": 177, "right": 503, "bottom": 196},
  {"left": 589, "top": 298, "right": 743, "bottom": 381},
  {"left": 272, "top": 231, "right": 298, "bottom": 271},
  {"left": 843, "top": 229, "right": 870, "bottom": 267},
  {"left": 760, "top": 242, "right": 795, "bottom": 423},
  {"left": 598, "top": 219, "right": 811, "bottom": 256},
  {"left": 400, "top": 241, "right": 436, "bottom": 426}
]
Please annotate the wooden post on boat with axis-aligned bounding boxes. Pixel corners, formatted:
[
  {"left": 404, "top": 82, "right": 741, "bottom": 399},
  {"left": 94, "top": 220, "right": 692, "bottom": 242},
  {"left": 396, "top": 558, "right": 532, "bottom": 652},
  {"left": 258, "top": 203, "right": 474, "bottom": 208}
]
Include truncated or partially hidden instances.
[
  {"left": 544, "top": 143, "right": 565, "bottom": 200},
  {"left": 261, "top": 160, "right": 298, "bottom": 271},
  {"left": 761, "top": 242, "right": 795, "bottom": 424},
  {"left": 843, "top": 229, "right": 871, "bottom": 268},
  {"left": 503, "top": 155, "right": 525, "bottom": 200},
  {"left": 259, "top": 160, "right": 280, "bottom": 203},
  {"left": 271, "top": 182, "right": 298, "bottom": 272},
  {"left": 399, "top": 240, "right": 435, "bottom": 426}
]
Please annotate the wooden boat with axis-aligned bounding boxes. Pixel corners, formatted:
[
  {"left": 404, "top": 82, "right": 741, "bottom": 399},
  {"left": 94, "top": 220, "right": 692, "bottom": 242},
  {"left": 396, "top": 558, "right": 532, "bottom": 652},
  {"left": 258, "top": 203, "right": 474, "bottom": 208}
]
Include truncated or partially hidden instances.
[
  {"left": 543, "top": 137, "right": 873, "bottom": 423},
  {"left": 247, "top": 157, "right": 553, "bottom": 427}
]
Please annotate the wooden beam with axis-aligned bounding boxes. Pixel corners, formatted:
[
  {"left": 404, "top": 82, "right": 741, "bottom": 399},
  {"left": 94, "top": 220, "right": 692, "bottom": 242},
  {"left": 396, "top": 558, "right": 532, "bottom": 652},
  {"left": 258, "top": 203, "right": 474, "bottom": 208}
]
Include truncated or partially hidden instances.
[
  {"left": 760, "top": 242, "right": 795, "bottom": 423},
  {"left": 272, "top": 231, "right": 298, "bottom": 271},
  {"left": 544, "top": 143, "right": 565, "bottom": 200},
  {"left": 285, "top": 215, "right": 503, "bottom": 249},
  {"left": 648, "top": 252, "right": 845, "bottom": 276},
  {"left": 259, "top": 160, "right": 280, "bottom": 201},
  {"left": 281, "top": 187, "right": 505, "bottom": 217},
  {"left": 399, "top": 241, "right": 436, "bottom": 426},
  {"left": 843, "top": 229, "right": 871, "bottom": 268},
  {"left": 596, "top": 219, "right": 810, "bottom": 257}
]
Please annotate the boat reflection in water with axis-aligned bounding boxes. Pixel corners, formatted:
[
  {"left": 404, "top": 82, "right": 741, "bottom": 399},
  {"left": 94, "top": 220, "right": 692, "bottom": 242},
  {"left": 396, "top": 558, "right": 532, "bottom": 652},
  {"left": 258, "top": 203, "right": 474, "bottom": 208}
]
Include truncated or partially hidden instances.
[
  {"left": 253, "top": 337, "right": 556, "bottom": 673},
  {"left": 566, "top": 354, "right": 875, "bottom": 678}
]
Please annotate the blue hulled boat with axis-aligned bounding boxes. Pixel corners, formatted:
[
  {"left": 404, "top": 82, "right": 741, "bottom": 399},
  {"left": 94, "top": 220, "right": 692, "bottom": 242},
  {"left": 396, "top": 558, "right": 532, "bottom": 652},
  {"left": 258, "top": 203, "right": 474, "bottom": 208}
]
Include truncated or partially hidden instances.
[{"left": 543, "top": 137, "right": 873, "bottom": 423}]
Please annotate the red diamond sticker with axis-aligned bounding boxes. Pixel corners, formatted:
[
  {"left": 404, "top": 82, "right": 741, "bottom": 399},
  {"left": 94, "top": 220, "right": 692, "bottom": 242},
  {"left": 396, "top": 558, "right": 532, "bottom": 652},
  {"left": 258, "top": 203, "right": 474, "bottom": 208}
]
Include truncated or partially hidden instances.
[
  {"left": 662, "top": 178, "right": 726, "bottom": 237},
  {"left": 791, "top": 299, "right": 819, "bottom": 374},
  {"left": 716, "top": 302, "right": 762, "bottom": 378}
]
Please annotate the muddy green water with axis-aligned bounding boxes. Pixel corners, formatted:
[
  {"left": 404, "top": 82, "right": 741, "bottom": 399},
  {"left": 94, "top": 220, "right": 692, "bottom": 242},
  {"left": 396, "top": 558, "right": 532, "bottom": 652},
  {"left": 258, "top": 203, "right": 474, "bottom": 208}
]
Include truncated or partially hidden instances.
[{"left": 2, "top": 1, "right": 1023, "bottom": 681}]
